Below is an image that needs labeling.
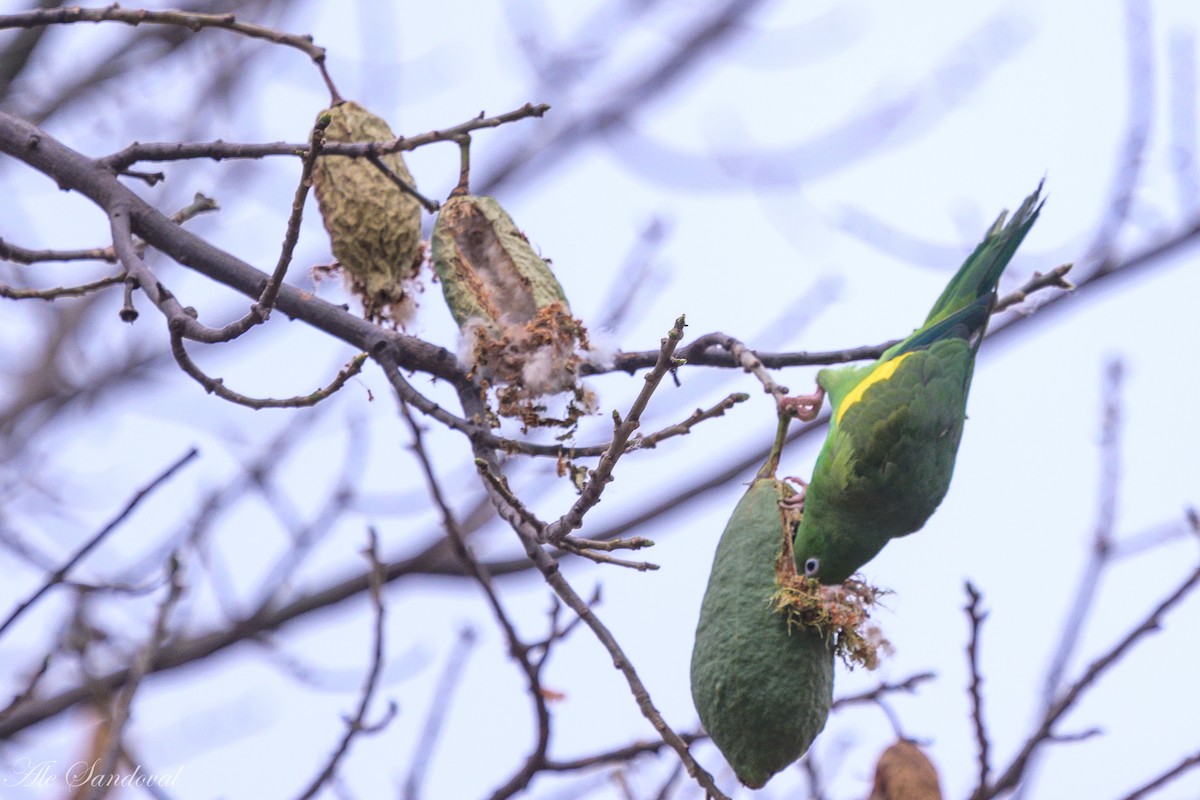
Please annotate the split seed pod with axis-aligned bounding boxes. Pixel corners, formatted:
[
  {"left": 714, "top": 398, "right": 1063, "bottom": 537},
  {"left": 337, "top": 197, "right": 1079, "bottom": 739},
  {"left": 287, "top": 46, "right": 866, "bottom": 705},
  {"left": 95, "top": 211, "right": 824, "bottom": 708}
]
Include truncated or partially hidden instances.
[
  {"left": 432, "top": 193, "right": 591, "bottom": 427},
  {"left": 311, "top": 100, "right": 423, "bottom": 325},
  {"left": 691, "top": 477, "right": 835, "bottom": 789}
]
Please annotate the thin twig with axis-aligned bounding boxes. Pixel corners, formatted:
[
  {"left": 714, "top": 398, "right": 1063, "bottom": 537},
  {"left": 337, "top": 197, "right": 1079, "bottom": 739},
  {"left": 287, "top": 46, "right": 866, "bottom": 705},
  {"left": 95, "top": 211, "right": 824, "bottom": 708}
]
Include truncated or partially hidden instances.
[
  {"left": 0, "top": 5, "right": 338, "bottom": 97},
  {"left": 0, "top": 193, "right": 216, "bottom": 268},
  {"left": 83, "top": 554, "right": 185, "bottom": 800},
  {"left": 543, "top": 315, "right": 687, "bottom": 544},
  {"left": 0, "top": 448, "right": 199, "bottom": 639},
  {"left": 992, "top": 263, "right": 1075, "bottom": 313},
  {"left": 631, "top": 393, "right": 749, "bottom": 450},
  {"left": 1017, "top": 359, "right": 1125, "bottom": 797},
  {"left": 396, "top": 401, "right": 553, "bottom": 800},
  {"left": 0, "top": 239, "right": 116, "bottom": 264},
  {"left": 830, "top": 671, "right": 937, "bottom": 711},
  {"left": 543, "top": 732, "right": 707, "bottom": 772},
  {"left": 367, "top": 153, "right": 439, "bottom": 212},
  {"left": 1045, "top": 359, "right": 1124, "bottom": 680},
  {"left": 159, "top": 118, "right": 327, "bottom": 344},
  {"left": 0, "top": 272, "right": 126, "bottom": 300},
  {"left": 293, "top": 530, "right": 395, "bottom": 800},
  {"left": 1115, "top": 750, "right": 1200, "bottom": 800},
  {"left": 377, "top": 356, "right": 486, "bottom": 441},
  {"left": 402, "top": 627, "right": 479, "bottom": 800},
  {"left": 561, "top": 535, "right": 654, "bottom": 553},
  {"left": 474, "top": 466, "right": 727, "bottom": 798},
  {"left": 459, "top": 356, "right": 722, "bottom": 794},
  {"left": 558, "top": 539, "right": 659, "bottom": 571},
  {"left": 473, "top": 459, "right": 551, "bottom": 534},
  {"left": 491, "top": 391, "right": 750, "bottom": 460},
  {"left": 653, "top": 759, "right": 687, "bottom": 800},
  {"left": 985, "top": 562, "right": 1200, "bottom": 798},
  {"left": 474, "top": 459, "right": 657, "bottom": 570},
  {"left": 247, "top": 416, "right": 368, "bottom": 613},
  {"left": 800, "top": 754, "right": 829, "bottom": 800},
  {"left": 256, "top": 116, "right": 329, "bottom": 322},
  {"left": 601, "top": 339, "right": 894, "bottom": 377},
  {"left": 0, "top": 654, "right": 53, "bottom": 722},
  {"left": 2, "top": 194, "right": 217, "bottom": 306},
  {"left": 100, "top": 103, "right": 552, "bottom": 171},
  {"left": 170, "top": 338, "right": 368, "bottom": 409},
  {"left": 1084, "top": 0, "right": 1155, "bottom": 271},
  {"left": 687, "top": 333, "right": 793, "bottom": 401},
  {"left": 1168, "top": 30, "right": 1200, "bottom": 211},
  {"left": 965, "top": 582, "right": 991, "bottom": 800},
  {"left": 604, "top": 269, "right": 1072, "bottom": 379},
  {"left": 108, "top": 201, "right": 238, "bottom": 343}
]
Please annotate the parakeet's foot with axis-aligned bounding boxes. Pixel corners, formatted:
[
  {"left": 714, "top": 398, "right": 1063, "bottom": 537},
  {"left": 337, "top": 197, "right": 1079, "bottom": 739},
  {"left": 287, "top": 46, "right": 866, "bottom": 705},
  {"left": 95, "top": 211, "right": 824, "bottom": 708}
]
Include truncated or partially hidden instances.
[
  {"left": 778, "top": 386, "right": 826, "bottom": 422},
  {"left": 780, "top": 475, "right": 809, "bottom": 511}
]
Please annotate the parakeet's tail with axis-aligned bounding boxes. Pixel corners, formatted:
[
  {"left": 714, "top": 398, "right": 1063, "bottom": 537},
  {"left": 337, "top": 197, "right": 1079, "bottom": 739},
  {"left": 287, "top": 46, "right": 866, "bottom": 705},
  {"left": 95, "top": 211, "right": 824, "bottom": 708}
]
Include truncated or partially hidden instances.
[{"left": 924, "top": 182, "right": 1044, "bottom": 327}]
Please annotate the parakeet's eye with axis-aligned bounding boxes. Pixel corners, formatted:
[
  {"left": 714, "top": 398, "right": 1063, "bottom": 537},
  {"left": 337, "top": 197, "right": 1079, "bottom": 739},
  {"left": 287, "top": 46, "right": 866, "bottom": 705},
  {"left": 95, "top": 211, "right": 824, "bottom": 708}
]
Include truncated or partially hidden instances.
[{"left": 803, "top": 557, "right": 820, "bottom": 576}]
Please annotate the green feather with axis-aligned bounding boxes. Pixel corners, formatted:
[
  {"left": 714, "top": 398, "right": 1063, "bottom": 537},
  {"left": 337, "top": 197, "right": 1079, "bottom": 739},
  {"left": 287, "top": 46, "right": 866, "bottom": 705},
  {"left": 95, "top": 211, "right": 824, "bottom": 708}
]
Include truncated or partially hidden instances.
[
  {"left": 793, "top": 184, "right": 1043, "bottom": 584},
  {"left": 922, "top": 182, "right": 1043, "bottom": 327}
]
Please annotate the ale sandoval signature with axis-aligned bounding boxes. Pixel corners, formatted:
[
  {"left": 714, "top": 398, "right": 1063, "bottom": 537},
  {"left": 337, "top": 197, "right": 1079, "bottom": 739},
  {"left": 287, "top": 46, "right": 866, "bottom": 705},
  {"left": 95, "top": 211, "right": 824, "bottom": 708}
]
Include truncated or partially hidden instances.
[{"left": 5, "top": 758, "right": 183, "bottom": 789}]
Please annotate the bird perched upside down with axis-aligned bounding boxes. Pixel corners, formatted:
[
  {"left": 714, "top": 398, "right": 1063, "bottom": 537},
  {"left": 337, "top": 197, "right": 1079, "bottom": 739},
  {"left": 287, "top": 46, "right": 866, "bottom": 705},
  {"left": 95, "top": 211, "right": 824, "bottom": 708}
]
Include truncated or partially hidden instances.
[{"left": 789, "top": 185, "right": 1045, "bottom": 585}]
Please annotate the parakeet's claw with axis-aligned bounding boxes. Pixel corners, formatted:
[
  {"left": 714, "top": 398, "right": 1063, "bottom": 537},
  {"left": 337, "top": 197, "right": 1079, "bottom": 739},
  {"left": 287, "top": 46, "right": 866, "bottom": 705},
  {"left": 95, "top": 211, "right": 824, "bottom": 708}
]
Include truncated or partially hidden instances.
[
  {"left": 780, "top": 475, "right": 808, "bottom": 511},
  {"left": 779, "top": 387, "right": 826, "bottom": 422}
]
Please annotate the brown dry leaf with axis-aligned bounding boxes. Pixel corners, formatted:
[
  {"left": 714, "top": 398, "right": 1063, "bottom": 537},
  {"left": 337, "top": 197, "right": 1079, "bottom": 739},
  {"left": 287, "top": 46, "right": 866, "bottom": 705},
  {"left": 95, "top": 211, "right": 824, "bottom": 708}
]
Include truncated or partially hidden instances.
[{"left": 868, "top": 740, "right": 943, "bottom": 800}]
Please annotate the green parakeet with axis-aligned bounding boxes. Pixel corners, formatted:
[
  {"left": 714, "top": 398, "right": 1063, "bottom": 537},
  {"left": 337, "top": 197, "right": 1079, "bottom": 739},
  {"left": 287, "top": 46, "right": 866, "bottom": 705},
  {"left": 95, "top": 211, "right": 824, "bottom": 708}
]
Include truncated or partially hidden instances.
[{"left": 792, "top": 185, "right": 1044, "bottom": 584}]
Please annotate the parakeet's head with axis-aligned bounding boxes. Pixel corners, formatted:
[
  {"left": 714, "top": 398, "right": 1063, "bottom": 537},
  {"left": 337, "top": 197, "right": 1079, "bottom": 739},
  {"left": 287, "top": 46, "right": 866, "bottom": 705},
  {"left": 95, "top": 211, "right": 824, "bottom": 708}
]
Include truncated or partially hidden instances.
[{"left": 793, "top": 520, "right": 860, "bottom": 586}]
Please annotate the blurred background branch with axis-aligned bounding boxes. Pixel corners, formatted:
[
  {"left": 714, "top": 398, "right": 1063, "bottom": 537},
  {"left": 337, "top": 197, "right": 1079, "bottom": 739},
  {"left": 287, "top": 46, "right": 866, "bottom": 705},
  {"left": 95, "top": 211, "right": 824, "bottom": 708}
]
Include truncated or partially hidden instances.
[{"left": 1, "top": 2, "right": 1197, "bottom": 799}]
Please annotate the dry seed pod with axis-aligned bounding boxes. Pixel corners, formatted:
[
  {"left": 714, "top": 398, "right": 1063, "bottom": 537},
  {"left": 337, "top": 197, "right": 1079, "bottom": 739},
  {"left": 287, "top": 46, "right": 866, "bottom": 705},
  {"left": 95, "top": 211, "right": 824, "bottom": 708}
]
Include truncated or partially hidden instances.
[
  {"left": 311, "top": 100, "right": 423, "bottom": 325},
  {"left": 432, "top": 193, "right": 592, "bottom": 425},
  {"left": 867, "top": 740, "right": 943, "bottom": 800},
  {"left": 691, "top": 477, "right": 835, "bottom": 789}
]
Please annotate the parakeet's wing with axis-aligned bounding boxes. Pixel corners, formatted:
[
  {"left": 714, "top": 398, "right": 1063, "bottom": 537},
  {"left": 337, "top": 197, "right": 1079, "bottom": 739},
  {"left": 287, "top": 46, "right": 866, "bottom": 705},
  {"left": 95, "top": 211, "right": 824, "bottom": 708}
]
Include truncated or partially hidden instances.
[
  {"left": 823, "top": 328, "right": 976, "bottom": 521},
  {"left": 798, "top": 335, "right": 976, "bottom": 583},
  {"left": 795, "top": 184, "right": 1045, "bottom": 584}
]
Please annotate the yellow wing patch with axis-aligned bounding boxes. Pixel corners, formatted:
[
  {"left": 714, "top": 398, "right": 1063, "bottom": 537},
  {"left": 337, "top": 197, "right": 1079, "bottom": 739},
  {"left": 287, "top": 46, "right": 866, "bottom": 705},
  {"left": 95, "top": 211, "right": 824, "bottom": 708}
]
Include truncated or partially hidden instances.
[{"left": 835, "top": 351, "right": 916, "bottom": 426}]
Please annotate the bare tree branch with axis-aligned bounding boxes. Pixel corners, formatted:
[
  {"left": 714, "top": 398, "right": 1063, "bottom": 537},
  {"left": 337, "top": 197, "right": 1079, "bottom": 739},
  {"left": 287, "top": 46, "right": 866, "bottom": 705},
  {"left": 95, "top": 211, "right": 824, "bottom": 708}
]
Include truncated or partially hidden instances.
[
  {"left": 543, "top": 315, "right": 687, "bottom": 545},
  {"left": 0, "top": 4, "right": 338, "bottom": 98},
  {"left": 1114, "top": 750, "right": 1200, "bottom": 800},
  {"left": 396, "top": 399, "right": 554, "bottom": 800},
  {"left": 1013, "top": 359, "right": 1125, "bottom": 798},
  {"left": 829, "top": 671, "right": 937, "bottom": 712},
  {"left": 293, "top": 530, "right": 395, "bottom": 800},
  {"left": 402, "top": 627, "right": 478, "bottom": 800},
  {"left": 1082, "top": 0, "right": 1155, "bottom": 268},
  {"left": 99, "top": 103, "right": 551, "bottom": 171},
  {"left": 83, "top": 554, "right": 184, "bottom": 800},
  {"left": 984, "top": 561, "right": 1200, "bottom": 798},
  {"left": 965, "top": 582, "right": 992, "bottom": 800},
  {"left": 0, "top": 448, "right": 199, "bottom": 639}
]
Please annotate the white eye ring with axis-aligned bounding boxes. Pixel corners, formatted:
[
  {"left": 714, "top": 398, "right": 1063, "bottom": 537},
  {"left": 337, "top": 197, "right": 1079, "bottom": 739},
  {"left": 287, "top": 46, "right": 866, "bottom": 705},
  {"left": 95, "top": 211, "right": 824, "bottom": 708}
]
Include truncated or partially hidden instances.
[{"left": 804, "top": 558, "right": 820, "bottom": 577}]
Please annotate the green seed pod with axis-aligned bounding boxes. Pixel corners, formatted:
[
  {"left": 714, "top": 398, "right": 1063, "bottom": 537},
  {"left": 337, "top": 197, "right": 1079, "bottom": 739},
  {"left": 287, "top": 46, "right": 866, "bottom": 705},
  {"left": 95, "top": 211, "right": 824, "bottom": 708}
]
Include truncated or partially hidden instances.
[
  {"left": 431, "top": 193, "right": 569, "bottom": 329},
  {"left": 311, "top": 100, "right": 423, "bottom": 325},
  {"left": 691, "top": 477, "right": 835, "bottom": 789}
]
